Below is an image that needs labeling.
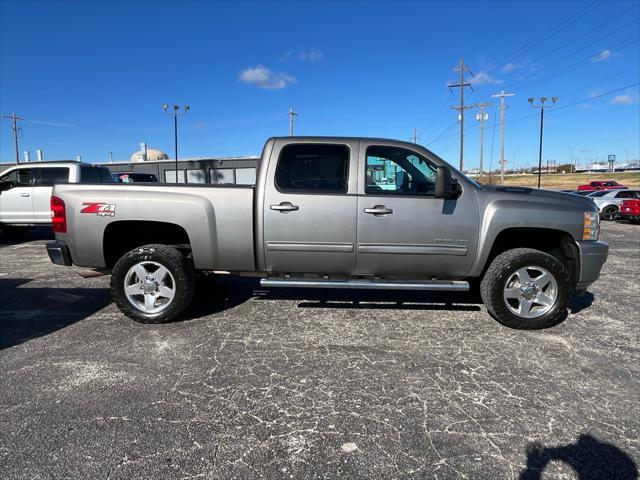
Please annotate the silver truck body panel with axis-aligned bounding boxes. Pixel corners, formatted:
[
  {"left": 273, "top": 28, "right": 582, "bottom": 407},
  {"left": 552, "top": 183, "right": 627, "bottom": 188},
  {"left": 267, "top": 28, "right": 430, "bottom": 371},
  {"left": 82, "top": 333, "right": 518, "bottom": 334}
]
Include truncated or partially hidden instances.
[{"left": 52, "top": 184, "right": 255, "bottom": 270}]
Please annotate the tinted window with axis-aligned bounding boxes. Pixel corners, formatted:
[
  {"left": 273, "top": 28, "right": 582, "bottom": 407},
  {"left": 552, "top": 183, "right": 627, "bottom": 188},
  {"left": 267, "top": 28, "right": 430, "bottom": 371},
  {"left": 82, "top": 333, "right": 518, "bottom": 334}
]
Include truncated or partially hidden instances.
[
  {"left": 34, "top": 167, "right": 69, "bottom": 186},
  {"left": 365, "top": 145, "right": 436, "bottom": 196},
  {"left": 275, "top": 144, "right": 349, "bottom": 193},
  {"left": 0, "top": 168, "right": 32, "bottom": 188},
  {"left": 79, "top": 166, "right": 105, "bottom": 183},
  {"left": 588, "top": 191, "right": 609, "bottom": 197}
]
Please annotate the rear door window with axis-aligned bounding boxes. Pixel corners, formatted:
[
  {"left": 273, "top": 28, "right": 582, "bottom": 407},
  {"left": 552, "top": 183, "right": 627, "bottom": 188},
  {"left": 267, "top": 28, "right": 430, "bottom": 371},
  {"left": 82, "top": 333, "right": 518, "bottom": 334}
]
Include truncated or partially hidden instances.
[
  {"left": 33, "top": 167, "right": 69, "bottom": 186},
  {"left": 0, "top": 168, "right": 33, "bottom": 188},
  {"left": 275, "top": 144, "right": 349, "bottom": 193}
]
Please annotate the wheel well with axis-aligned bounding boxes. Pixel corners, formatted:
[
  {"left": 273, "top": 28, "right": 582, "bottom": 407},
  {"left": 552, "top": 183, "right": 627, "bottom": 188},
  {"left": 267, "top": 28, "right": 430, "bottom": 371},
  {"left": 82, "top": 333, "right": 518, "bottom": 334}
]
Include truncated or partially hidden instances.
[
  {"left": 103, "top": 221, "right": 191, "bottom": 268},
  {"left": 484, "top": 228, "right": 579, "bottom": 285}
]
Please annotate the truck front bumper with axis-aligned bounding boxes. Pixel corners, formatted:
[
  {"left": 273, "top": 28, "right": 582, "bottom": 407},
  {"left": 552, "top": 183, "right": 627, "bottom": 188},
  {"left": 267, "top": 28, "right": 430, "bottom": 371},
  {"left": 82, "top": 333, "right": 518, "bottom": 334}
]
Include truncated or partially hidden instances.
[
  {"left": 575, "top": 240, "right": 609, "bottom": 291},
  {"left": 46, "top": 241, "right": 72, "bottom": 266}
]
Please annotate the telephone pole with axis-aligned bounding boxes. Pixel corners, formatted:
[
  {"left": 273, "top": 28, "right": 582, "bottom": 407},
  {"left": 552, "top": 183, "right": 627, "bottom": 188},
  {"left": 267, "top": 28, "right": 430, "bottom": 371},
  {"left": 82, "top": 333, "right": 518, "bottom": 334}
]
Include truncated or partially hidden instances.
[
  {"left": 162, "top": 104, "right": 190, "bottom": 183},
  {"left": 528, "top": 96, "right": 558, "bottom": 189},
  {"left": 474, "top": 102, "right": 492, "bottom": 178},
  {"left": 289, "top": 108, "right": 298, "bottom": 136},
  {"left": 491, "top": 91, "right": 515, "bottom": 183},
  {"left": 2, "top": 113, "right": 24, "bottom": 165},
  {"left": 411, "top": 127, "right": 419, "bottom": 144},
  {"left": 449, "top": 58, "right": 473, "bottom": 172}
]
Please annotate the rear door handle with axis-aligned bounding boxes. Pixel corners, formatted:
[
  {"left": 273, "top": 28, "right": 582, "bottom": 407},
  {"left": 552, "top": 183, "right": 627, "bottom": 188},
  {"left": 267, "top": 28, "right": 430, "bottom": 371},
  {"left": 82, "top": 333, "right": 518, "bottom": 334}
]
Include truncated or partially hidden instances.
[
  {"left": 19, "top": 193, "right": 31, "bottom": 197},
  {"left": 270, "top": 202, "right": 299, "bottom": 212},
  {"left": 364, "top": 205, "right": 393, "bottom": 216}
]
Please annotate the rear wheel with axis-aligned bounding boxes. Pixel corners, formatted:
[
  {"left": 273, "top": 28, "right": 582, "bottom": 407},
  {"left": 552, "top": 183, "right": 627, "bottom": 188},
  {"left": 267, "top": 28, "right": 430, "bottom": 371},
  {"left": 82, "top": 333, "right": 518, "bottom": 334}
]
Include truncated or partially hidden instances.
[
  {"left": 601, "top": 206, "right": 618, "bottom": 221},
  {"left": 480, "top": 248, "right": 571, "bottom": 329},
  {"left": 110, "top": 244, "right": 195, "bottom": 323}
]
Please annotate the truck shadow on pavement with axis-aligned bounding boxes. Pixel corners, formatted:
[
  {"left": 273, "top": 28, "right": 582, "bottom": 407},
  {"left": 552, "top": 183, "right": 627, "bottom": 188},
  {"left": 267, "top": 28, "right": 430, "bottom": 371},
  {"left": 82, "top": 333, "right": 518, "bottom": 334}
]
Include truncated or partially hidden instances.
[
  {"left": 519, "top": 434, "right": 638, "bottom": 480},
  {"left": 0, "top": 278, "right": 112, "bottom": 350},
  {"left": 0, "top": 226, "right": 54, "bottom": 247}
]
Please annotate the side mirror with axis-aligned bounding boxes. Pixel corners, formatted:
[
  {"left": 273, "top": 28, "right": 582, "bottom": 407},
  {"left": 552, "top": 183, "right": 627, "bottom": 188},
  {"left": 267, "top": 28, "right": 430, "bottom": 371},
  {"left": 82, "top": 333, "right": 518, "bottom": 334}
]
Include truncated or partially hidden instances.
[{"left": 435, "top": 165, "right": 461, "bottom": 199}]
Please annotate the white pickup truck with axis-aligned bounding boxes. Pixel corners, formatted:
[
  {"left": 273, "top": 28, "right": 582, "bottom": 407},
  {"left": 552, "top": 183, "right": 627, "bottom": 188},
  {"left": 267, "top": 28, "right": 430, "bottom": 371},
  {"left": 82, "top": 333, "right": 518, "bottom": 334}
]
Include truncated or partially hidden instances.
[{"left": 0, "top": 161, "right": 112, "bottom": 236}]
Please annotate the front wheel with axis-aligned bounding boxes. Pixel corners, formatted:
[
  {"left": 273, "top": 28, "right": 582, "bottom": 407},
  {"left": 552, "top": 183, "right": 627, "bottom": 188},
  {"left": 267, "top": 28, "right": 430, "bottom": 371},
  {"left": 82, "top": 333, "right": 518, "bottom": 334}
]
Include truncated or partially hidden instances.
[
  {"left": 480, "top": 248, "right": 571, "bottom": 329},
  {"left": 110, "top": 244, "right": 195, "bottom": 323}
]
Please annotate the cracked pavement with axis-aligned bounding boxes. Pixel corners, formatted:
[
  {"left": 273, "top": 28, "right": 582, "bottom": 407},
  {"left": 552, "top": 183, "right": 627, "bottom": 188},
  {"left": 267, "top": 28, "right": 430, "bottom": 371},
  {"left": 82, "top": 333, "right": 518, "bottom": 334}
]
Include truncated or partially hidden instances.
[{"left": 0, "top": 222, "right": 638, "bottom": 479}]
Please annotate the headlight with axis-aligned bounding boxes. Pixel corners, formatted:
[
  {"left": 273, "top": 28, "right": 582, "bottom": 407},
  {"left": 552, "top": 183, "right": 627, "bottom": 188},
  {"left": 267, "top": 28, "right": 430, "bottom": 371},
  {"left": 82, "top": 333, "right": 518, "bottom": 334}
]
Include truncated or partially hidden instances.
[{"left": 583, "top": 211, "right": 600, "bottom": 241}]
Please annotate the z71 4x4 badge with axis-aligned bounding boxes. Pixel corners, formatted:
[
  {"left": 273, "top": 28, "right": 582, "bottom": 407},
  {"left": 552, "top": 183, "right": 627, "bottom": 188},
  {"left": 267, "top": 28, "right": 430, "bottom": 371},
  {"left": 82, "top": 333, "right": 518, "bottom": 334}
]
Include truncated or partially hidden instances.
[{"left": 81, "top": 202, "right": 116, "bottom": 217}]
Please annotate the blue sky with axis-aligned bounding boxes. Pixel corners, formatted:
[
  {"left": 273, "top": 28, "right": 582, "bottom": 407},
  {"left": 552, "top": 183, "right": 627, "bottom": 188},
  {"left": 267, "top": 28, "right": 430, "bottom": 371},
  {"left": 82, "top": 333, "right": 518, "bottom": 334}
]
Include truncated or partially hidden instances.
[{"left": 1, "top": 0, "right": 639, "bottom": 170}]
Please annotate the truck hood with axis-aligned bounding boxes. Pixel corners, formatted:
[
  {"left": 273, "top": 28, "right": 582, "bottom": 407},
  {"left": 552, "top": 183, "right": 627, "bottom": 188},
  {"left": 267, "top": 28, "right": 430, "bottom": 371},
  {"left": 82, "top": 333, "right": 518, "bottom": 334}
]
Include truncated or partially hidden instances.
[{"left": 478, "top": 185, "right": 598, "bottom": 212}]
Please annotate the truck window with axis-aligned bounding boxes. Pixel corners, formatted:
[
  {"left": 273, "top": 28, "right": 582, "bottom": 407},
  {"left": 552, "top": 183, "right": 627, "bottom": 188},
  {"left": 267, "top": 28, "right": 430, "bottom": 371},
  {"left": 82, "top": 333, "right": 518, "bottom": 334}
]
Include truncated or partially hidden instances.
[
  {"left": 275, "top": 144, "right": 349, "bottom": 193},
  {"left": 80, "top": 166, "right": 112, "bottom": 183},
  {"left": 0, "top": 168, "right": 32, "bottom": 189},
  {"left": 33, "top": 167, "right": 69, "bottom": 186},
  {"left": 365, "top": 145, "right": 436, "bottom": 196}
]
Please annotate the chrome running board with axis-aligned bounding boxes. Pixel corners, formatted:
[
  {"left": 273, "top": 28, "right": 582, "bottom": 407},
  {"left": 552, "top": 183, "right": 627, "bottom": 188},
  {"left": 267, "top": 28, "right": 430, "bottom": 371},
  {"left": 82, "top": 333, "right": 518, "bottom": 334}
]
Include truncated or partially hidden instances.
[{"left": 260, "top": 278, "right": 469, "bottom": 291}]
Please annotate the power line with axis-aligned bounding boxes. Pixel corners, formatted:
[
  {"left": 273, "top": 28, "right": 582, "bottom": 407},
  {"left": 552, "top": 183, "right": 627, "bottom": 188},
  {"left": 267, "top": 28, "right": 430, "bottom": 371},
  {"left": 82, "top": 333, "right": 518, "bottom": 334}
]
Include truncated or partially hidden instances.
[{"left": 448, "top": 58, "right": 474, "bottom": 171}]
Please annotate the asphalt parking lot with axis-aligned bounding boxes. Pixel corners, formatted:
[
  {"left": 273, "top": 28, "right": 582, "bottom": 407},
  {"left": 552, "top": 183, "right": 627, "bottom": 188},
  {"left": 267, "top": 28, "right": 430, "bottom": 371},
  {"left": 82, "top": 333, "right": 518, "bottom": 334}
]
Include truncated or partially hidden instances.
[{"left": 1, "top": 222, "right": 639, "bottom": 479}]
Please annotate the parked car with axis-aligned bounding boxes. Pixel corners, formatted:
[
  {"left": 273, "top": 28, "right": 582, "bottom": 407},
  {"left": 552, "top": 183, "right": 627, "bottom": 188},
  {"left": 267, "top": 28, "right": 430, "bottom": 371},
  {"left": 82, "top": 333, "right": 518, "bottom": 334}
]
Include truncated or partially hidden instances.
[
  {"left": 577, "top": 180, "right": 628, "bottom": 192},
  {"left": 111, "top": 172, "right": 159, "bottom": 183},
  {"left": 46, "top": 136, "right": 608, "bottom": 330},
  {"left": 618, "top": 199, "right": 640, "bottom": 224},
  {"left": 0, "top": 162, "right": 113, "bottom": 236},
  {"left": 587, "top": 189, "right": 640, "bottom": 220}
]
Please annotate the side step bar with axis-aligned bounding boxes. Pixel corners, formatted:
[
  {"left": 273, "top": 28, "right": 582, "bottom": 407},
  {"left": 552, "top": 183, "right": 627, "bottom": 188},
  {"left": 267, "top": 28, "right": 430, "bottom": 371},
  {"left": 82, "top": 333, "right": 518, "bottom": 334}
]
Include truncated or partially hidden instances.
[{"left": 260, "top": 278, "right": 469, "bottom": 292}]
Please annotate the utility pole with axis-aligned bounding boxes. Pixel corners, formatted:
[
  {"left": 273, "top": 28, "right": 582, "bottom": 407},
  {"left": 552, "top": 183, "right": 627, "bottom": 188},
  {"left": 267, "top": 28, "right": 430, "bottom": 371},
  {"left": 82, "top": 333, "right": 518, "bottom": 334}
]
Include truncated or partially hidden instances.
[
  {"left": 491, "top": 91, "right": 515, "bottom": 183},
  {"left": 108, "top": 151, "right": 113, "bottom": 163},
  {"left": 411, "top": 127, "right": 419, "bottom": 144},
  {"left": 474, "top": 102, "right": 492, "bottom": 178},
  {"left": 162, "top": 104, "right": 190, "bottom": 183},
  {"left": 2, "top": 113, "right": 24, "bottom": 165},
  {"left": 289, "top": 108, "right": 298, "bottom": 136},
  {"left": 448, "top": 58, "right": 473, "bottom": 172},
  {"left": 528, "top": 97, "right": 558, "bottom": 189}
]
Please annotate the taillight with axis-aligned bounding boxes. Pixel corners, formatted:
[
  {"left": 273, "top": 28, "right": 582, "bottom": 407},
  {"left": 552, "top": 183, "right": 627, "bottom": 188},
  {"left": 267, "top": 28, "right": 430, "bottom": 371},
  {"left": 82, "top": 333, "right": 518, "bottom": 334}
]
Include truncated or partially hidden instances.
[{"left": 51, "top": 196, "right": 67, "bottom": 233}]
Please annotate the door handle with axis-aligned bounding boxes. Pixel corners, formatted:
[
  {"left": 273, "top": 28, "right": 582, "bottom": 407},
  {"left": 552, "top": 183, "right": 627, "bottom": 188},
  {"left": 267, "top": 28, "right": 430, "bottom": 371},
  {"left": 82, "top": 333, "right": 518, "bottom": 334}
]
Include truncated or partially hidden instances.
[
  {"left": 270, "top": 202, "right": 299, "bottom": 212},
  {"left": 364, "top": 205, "right": 393, "bottom": 216},
  {"left": 19, "top": 193, "right": 31, "bottom": 197}
]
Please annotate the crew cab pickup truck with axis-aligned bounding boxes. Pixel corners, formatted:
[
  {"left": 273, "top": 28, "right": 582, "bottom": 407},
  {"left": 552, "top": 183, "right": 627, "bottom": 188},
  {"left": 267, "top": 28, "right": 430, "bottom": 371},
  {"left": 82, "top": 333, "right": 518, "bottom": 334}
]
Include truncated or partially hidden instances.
[
  {"left": 577, "top": 180, "right": 628, "bottom": 192},
  {"left": 46, "top": 137, "right": 609, "bottom": 329},
  {"left": 0, "top": 161, "right": 112, "bottom": 236}
]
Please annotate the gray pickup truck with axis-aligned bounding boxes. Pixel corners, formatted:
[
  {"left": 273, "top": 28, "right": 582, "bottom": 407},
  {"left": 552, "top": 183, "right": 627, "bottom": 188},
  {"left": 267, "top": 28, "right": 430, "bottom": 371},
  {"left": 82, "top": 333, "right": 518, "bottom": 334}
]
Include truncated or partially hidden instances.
[{"left": 46, "top": 137, "right": 608, "bottom": 329}]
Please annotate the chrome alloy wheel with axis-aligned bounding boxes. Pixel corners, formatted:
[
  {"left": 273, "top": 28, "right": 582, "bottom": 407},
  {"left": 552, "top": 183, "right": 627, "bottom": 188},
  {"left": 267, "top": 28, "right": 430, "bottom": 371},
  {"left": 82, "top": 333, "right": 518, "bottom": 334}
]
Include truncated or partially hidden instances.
[
  {"left": 124, "top": 261, "right": 176, "bottom": 314},
  {"left": 503, "top": 266, "right": 558, "bottom": 319}
]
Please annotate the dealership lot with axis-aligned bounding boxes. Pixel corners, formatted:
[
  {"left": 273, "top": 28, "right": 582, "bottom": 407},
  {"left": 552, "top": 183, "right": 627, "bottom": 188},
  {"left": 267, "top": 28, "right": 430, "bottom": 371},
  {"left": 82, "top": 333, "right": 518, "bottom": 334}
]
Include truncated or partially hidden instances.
[{"left": 1, "top": 223, "right": 638, "bottom": 479}]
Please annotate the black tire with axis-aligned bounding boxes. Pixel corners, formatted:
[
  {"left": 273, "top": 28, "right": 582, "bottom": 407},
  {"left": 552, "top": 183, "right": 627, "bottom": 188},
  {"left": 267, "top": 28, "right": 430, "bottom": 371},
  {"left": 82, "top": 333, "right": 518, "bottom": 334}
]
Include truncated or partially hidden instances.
[
  {"left": 480, "top": 248, "right": 571, "bottom": 330},
  {"left": 0, "top": 225, "right": 31, "bottom": 239},
  {"left": 601, "top": 206, "right": 618, "bottom": 221},
  {"left": 110, "top": 244, "right": 195, "bottom": 323}
]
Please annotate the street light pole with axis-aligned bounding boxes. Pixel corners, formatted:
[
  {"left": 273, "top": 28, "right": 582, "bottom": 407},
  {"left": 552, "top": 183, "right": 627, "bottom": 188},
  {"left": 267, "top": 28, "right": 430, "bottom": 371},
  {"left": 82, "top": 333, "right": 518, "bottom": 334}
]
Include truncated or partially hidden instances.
[
  {"left": 162, "top": 104, "right": 190, "bottom": 183},
  {"left": 528, "top": 97, "right": 558, "bottom": 189}
]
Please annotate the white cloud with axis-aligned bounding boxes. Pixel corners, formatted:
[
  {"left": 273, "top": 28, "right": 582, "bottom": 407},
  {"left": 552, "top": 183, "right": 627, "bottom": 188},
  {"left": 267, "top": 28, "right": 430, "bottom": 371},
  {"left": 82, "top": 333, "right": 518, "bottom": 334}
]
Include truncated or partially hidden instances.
[
  {"left": 500, "top": 62, "right": 523, "bottom": 74},
  {"left": 590, "top": 49, "right": 612, "bottom": 63},
  {"left": 611, "top": 94, "right": 634, "bottom": 105},
  {"left": 280, "top": 47, "right": 323, "bottom": 62},
  {"left": 238, "top": 65, "right": 296, "bottom": 90},
  {"left": 297, "top": 47, "right": 323, "bottom": 61},
  {"left": 469, "top": 71, "right": 503, "bottom": 86}
]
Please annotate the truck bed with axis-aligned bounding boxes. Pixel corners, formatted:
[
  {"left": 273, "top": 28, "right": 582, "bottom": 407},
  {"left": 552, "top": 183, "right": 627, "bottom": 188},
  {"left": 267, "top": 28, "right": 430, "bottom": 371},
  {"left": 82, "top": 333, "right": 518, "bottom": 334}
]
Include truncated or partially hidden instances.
[{"left": 52, "top": 183, "right": 256, "bottom": 271}]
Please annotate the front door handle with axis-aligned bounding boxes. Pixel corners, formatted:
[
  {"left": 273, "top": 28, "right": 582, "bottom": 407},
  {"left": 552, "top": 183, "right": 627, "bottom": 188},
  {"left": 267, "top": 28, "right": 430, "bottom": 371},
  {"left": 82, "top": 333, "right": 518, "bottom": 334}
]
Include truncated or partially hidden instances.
[
  {"left": 19, "top": 193, "right": 31, "bottom": 197},
  {"left": 270, "top": 202, "right": 299, "bottom": 212},
  {"left": 364, "top": 205, "right": 393, "bottom": 216}
]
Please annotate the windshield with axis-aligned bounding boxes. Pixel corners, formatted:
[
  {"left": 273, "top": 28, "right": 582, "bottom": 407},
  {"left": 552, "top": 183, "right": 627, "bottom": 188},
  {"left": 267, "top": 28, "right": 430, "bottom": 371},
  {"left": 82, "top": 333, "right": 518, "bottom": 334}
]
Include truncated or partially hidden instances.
[{"left": 588, "top": 191, "right": 610, "bottom": 197}]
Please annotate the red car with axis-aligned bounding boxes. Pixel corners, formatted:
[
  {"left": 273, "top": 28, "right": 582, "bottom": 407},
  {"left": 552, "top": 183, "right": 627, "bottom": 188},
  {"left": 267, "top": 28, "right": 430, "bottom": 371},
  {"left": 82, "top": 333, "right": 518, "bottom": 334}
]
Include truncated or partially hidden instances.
[
  {"left": 577, "top": 180, "right": 628, "bottom": 191},
  {"left": 618, "top": 199, "right": 640, "bottom": 224}
]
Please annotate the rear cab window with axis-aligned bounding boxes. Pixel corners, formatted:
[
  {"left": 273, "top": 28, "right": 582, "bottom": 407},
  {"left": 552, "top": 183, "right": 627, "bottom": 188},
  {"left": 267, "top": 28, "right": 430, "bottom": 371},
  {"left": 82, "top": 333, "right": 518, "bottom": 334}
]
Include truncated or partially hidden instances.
[
  {"left": 33, "top": 167, "right": 70, "bottom": 186},
  {"left": 80, "top": 166, "right": 113, "bottom": 183},
  {"left": 0, "top": 168, "right": 33, "bottom": 190},
  {"left": 275, "top": 144, "right": 349, "bottom": 193}
]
